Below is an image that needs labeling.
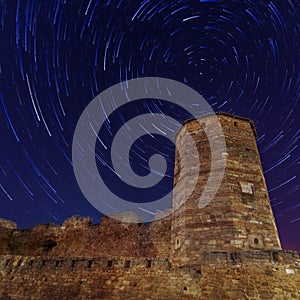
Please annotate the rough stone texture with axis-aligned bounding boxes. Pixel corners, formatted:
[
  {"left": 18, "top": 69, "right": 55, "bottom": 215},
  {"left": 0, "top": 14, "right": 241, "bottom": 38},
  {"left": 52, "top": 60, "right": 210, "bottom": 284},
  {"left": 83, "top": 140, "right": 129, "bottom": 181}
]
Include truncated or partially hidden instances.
[
  {"left": 0, "top": 219, "right": 16, "bottom": 230},
  {"left": 0, "top": 113, "right": 299, "bottom": 299},
  {"left": 0, "top": 215, "right": 171, "bottom": 259},
  {"left": 171, "top": 113, "right": 281, "bottom": 266},
  {"left": 0, "top": 251, "right": 299, "bottom": 299},
  {"left": 0, "top": 219, "right": 16, "bottom": 255}
]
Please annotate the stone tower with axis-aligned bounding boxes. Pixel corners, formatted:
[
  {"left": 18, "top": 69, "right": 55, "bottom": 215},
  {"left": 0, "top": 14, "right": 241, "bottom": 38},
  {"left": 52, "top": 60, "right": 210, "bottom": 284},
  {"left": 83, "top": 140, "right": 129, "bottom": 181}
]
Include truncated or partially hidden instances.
[{"left": 171, "top": 112, "right": 281, "bottom": 267}]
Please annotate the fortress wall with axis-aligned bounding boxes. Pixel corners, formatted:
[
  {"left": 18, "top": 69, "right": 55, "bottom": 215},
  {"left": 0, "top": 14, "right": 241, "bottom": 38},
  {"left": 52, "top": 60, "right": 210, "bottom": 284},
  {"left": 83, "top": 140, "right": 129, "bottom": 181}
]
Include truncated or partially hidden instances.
[
  {"left": 0, "top": 251, "right": 299, "bottom": 300},
  {"left": 148, "top": 215, "right": 172, "bottom": 258},
  {"left": 0, "top": 215, "right": 171, "bottom": 259},
  {"left": 1, "top": 114, "right": 298, "bottom": 299}
]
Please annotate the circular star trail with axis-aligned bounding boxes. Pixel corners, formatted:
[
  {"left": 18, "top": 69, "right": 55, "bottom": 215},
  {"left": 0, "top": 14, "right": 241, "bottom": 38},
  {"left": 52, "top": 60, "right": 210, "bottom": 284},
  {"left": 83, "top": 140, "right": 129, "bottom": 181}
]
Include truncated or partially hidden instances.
[{"left": 0, "top": 0, "right": 299, "bottom": 250}]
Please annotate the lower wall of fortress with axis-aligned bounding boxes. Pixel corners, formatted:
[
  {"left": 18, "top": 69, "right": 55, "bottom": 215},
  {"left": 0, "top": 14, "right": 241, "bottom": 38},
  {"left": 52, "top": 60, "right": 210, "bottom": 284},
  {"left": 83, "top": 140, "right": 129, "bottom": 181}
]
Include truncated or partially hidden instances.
[{"left": 0, "top": 251, "right": 299, "bottom": 300}]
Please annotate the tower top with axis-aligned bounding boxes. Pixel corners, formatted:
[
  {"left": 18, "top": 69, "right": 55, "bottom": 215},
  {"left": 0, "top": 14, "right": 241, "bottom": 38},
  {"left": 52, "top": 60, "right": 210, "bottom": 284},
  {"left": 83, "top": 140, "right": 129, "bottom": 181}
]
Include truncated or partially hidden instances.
[{"left": 182, "top": 112, "right": 258, "bottom": 137}]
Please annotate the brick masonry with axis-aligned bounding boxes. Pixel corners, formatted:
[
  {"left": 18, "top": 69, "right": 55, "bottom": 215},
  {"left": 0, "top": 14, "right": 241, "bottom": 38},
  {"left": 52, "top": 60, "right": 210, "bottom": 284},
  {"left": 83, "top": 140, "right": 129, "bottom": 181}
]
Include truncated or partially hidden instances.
[
  {"left": 0, "top": 113, "right": 299, "bottom": 299},
  {"left": 171, "top": 113, "right": 281, "bottom": 266}
]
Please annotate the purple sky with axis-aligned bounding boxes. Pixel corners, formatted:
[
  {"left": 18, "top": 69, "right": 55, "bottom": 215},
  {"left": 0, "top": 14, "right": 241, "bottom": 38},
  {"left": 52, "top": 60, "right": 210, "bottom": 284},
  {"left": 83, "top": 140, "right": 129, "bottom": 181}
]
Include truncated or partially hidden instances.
[{"left": 0, "top": 0, "right": 299, "bottom": 251}]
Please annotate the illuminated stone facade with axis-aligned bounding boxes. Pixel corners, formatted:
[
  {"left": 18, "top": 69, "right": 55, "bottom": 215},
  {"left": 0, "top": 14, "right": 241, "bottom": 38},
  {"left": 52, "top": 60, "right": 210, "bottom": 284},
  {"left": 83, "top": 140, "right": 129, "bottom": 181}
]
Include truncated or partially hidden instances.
[{"left": 0, "top": 113, "right": 299, "bottom": 300}]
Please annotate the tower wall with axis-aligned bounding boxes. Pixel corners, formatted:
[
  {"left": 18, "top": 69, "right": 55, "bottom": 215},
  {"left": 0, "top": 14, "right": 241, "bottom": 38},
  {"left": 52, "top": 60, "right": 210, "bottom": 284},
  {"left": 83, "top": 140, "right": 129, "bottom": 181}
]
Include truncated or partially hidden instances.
[{"left": 171, "top": 113, "right": 281, "bottom": 266}]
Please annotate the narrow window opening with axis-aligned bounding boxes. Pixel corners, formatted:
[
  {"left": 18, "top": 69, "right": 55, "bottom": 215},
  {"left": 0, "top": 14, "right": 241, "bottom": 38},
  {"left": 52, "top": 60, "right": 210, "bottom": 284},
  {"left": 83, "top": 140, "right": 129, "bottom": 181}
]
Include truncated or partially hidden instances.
[
  {"left": 175, "top": 237, "right": 181, "bottom": 249},
  {"left": 146, "top": 260, "right": 152, "bottom": 268},
  {"left": 124, "top": 260, "right": 131, "bottom": 268},
  {"left": 254, "top": 238, "right": 259, "bottom": 244},
  {"left": 231, "top": 253, "right": 236, "bottom": 261},
  {"left": 184, "top": 287, "right": 187, "bottom": 291},
  {"left": 107, "top": 260, "right": 113, "bottom": 267},
  {"left": 273, "top": 252, "right": 279, "bottom": 262},
  {"left": 88, "top": 260, "right": 93, "bottom": 268},
  {"left": 71, "top": 260, "right": 76, "bottom": 268}
]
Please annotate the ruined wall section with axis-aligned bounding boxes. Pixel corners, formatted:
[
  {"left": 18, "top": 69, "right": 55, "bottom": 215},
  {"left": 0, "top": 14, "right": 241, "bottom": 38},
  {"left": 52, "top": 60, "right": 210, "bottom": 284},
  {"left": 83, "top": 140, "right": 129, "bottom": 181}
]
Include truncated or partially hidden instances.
[
  {"left": 0, "top": 219, "right": 16, "bottom": 254},
  {"left": 0, "top": 218, "right": 16, "bottom": 230},
  {"left": 0, "top": 215, "right": 171, "bottom": 259},
  {"left": 0, "top": 250, "right": 299, "bottom": 300}
]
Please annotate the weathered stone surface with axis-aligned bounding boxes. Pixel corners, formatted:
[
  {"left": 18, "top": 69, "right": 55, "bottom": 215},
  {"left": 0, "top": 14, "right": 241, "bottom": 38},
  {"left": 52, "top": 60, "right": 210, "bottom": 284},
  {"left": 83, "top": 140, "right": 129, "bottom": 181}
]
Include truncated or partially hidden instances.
[
  {"left": 171, "top": 113, "right": 281, "bottom": 266},
  {"left": 0, "top": 251, "right": 299, "bottom": 299},
  {"left": 0, "top": 218, "right": 16, "bottom": 230},
  {"left": 0, "top": 113, "right": 298, "bottom": 299},
  {"left": 0, "top": 215, "right": 171, "bottom": 259}
]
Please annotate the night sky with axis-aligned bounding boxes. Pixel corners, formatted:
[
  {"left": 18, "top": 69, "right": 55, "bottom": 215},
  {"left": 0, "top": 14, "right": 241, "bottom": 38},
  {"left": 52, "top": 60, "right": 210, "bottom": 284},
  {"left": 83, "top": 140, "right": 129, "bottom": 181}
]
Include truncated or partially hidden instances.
[{"left": 0, "top": 0, "right": 299, "bottom": 251}]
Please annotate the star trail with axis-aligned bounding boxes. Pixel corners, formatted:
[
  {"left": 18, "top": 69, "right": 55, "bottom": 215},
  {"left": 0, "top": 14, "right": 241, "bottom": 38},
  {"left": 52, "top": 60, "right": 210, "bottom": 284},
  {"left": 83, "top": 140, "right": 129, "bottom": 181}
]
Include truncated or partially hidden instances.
[{"left": 0, "top": 0, "right": 299, "bottom": 251}]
